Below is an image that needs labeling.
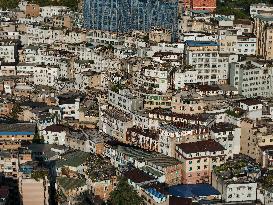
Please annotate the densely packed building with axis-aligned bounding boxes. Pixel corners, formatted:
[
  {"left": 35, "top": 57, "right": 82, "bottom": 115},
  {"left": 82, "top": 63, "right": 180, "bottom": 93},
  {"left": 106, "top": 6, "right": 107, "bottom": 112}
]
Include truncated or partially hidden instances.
[{"left": 0, "top": 0, "right": 273, "bottom": 205}]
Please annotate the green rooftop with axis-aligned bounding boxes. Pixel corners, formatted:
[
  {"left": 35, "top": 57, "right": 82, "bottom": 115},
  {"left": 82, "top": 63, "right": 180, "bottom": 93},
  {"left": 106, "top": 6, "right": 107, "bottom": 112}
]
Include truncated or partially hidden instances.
[
  {"left": 56, "top": 151, "right": 90, "bottom": 168},
  {"left": 57, "top": 177, "right": 86, "bottom": 191}
]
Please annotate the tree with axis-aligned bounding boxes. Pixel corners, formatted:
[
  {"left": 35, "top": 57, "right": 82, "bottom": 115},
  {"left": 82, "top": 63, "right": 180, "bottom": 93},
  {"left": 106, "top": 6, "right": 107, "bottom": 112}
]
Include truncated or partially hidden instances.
[
  {"left": 32, "top": 125, "right": 44, "bottom": 144},
  {"left": 109, "top": 177, "right": 143, "bottom": 205},
  {"left": 10, "top": 103, "right": 23, "bottom": 120},
  {"left": 0, "top": 0, "right": 19, "bottom": 10}
]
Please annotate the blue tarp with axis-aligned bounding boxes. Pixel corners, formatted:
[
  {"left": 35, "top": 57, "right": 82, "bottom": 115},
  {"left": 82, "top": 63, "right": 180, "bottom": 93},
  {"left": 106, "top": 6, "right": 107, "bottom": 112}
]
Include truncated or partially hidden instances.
[{"left": 168, "top": 184, "right": 220, "bottom": 198}]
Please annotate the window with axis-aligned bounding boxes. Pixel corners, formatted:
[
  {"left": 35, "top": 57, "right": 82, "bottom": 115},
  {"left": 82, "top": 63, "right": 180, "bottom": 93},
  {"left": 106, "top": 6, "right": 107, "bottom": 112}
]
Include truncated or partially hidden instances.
[
  {"left": 189, "top": 161, "right": 192, "bottom": 164},
  {"left": 189, "top": 167, "right": 192, "bottom": 171}
]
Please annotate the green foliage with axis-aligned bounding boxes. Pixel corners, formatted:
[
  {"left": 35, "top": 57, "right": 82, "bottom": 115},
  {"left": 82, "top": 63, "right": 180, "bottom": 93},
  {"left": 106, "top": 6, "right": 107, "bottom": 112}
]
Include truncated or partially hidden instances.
[
  {"left": 32, "top": 125, "right": 45, "bottom": 144},
  {"left": 10, "top": 103, "right": 23, "bottom": 120},
  {"left": 109, "top": 177, "right": 143, "bottom": 205},
  {"left": 217, "top": 0, "right": 269, "bottom": 19},
  {"left": 31, "top": 170, "right": 48, "bottom": 181},
  {"left": 0, "top": 0, "right": 19, "bottom": 10},
  {"left": 263, "top": 174, "right": 273, "bottom": 189},
  {"left": 225, "top": 109, "right": 240, "bottom": 118},
  {"left": 111, "top": 83, "right": 123, "bottom": 93}
]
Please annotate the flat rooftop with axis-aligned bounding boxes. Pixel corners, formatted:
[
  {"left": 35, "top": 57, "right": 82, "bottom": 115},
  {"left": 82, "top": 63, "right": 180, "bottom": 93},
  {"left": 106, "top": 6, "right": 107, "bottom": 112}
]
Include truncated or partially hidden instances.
[
  {"left": 168, "top": 184, "right": 220, "bottom": 198},
  {"left": 0, "top": 123, "right": 35, "bottom": 135}
]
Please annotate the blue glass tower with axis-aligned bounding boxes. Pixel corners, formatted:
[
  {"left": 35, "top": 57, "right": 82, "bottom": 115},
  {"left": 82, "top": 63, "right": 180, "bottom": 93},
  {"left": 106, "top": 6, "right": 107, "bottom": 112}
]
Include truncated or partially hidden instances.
[{"left": 83, "top": 0, "right": 178, "bottom": 41}]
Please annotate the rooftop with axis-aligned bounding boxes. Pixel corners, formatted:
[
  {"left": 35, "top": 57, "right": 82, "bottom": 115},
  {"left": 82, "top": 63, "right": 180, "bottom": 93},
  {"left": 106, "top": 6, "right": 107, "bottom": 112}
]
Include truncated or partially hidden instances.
[
  {"left": 168, "top": 184, "right": 220, "bottom": 198},
  {"left": 116, "top": 145, "right": 181, "bottom": 168},
  {"left": 86, "top": 155, "right": 116, "bottom": 182},
  {"left": 214, "top": 155, "right": 260, "bottom": 183},
  {"left": 57, "top": 176, "right": 86, "bottom": 191},
  {"left": 185, "top": 40, "right": 219, "bottom": 47},
  {"left": 240, "top": 98, "right": 262, "bottom": 106},
  {"left": 44, "top": 124, "right": 67, "bottom": 133},
  {"left": 0, "top": 123, "right": 35, "bottom": 135},
  {"left": 176, "top": 140, "right": 225, "bottom": 154},
  {"left": 211, "top": 123, "right": 238, "bottom": 133},
  {"left": 124, "top": 168, "right": 155, "bottom": 184},
  {"left": 56, "top": 151, "right": 90, "bottom": 168}
]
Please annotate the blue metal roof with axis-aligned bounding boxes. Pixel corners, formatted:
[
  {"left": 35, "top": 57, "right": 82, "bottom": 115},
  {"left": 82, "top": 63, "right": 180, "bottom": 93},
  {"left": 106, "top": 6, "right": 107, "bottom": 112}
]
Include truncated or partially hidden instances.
[
  {"left": 0, "top": 131, "right": 34, "bottom": 136},
  {"left": 186, "top": 40, "right": 219, "bottom": 47},
  {"left": 168, "top": 184, "right": 220, "bottom": 198}
]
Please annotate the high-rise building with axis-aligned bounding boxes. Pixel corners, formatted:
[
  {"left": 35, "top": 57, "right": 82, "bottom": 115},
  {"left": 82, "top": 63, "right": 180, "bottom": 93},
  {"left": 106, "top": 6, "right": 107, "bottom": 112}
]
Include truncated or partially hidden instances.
[{"left": 83, "top": 0, "right": 178, "bottom": 41}]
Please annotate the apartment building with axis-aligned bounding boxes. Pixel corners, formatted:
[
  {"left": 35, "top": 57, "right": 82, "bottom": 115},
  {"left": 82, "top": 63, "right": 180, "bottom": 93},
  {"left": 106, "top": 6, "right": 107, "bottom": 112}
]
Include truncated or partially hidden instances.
[
  {"left": 254, "top": 14, "right": 273, "bottom": 60},
  {"left": 42, "top": 124, "right": 67, "bottom": 145},
  {"left": 149, "top": 28, "right": 172, "bottom": 43},
  {"left": 65, "top": 129, "right": 104, "bottom": 154},
  {"left": 210, "top": 123, "right": 241, "bottom": 158},
  {"left": 39, "top": 6, "right": 69, "bottom": 18},
  {"left": 185, "top": 41, "right": 229, "bottom": 85},
  {"left": 0, "top": 152, "right": 18, "bottom": 178},
  {"left": 19, "top": 162, "right": 49, "bottom": 205},
  {"left": 57, "top": 94, "right": 81, "bottom": 120},
  {"left": 0, "top": 100, "right": 13, "bottom": 117},
  {"left": 230, "top": 60, "right": 273, "bottom": 98},
  {"left": 171, "top": 92, "right": 205, "bottom": 114},
  {"left": 212, "top": 157, "right": 260, "bottom": 203},
  {"left": 25, "top": 4, "right": 40, "bottom": 17},
  {"left": 240, "top": 117, "right": 273, "bottom": 165},
  {"left": 159, "top": 123, "right": 209, "bottom": 158},
  {"left": 85, "top": 155, "right": 116, "bottom": 201},
  {"left": 0, "top": 123, "right": 36, "bottom": 150},
  {"left": 0, "top": 40, "right": 19, "bottom": 64},
  {"left": 100, "top": 107, "right": 133, "bottom": 143},
  {"left": 126, "top": 126, "right": 159, "bottom": 152},
  {"left": 33, "top": 66, "right": 59, "bottom": 87},
  {"left": 174, "top": 66, "right": 198, "bottom": 89},
  {"left": 236, "top": 34, "right": 257, "bottom": 55},
  {"left": 250, "top": 3, "right": 273, "bottom": 17},
  {"left": 143, "top": 90, "right": 174, "bottom": 110},
  {"left": 56, "top": 176, "right": 87, "bottom": 205},
  {"left": 218, "top": 29, "right": 256, "bottom": 55},
  {"left": 133, "top": 64, "right": 170, "bottom": 94},
  {"left": 86, "top": 30, "right": 124, "bottom": 46},
  {"left": 108, "top": 88, "right": 143, "bottom": 113},
  {"left": 176, "top": 139, "right": 227, "bottom": 184}
]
